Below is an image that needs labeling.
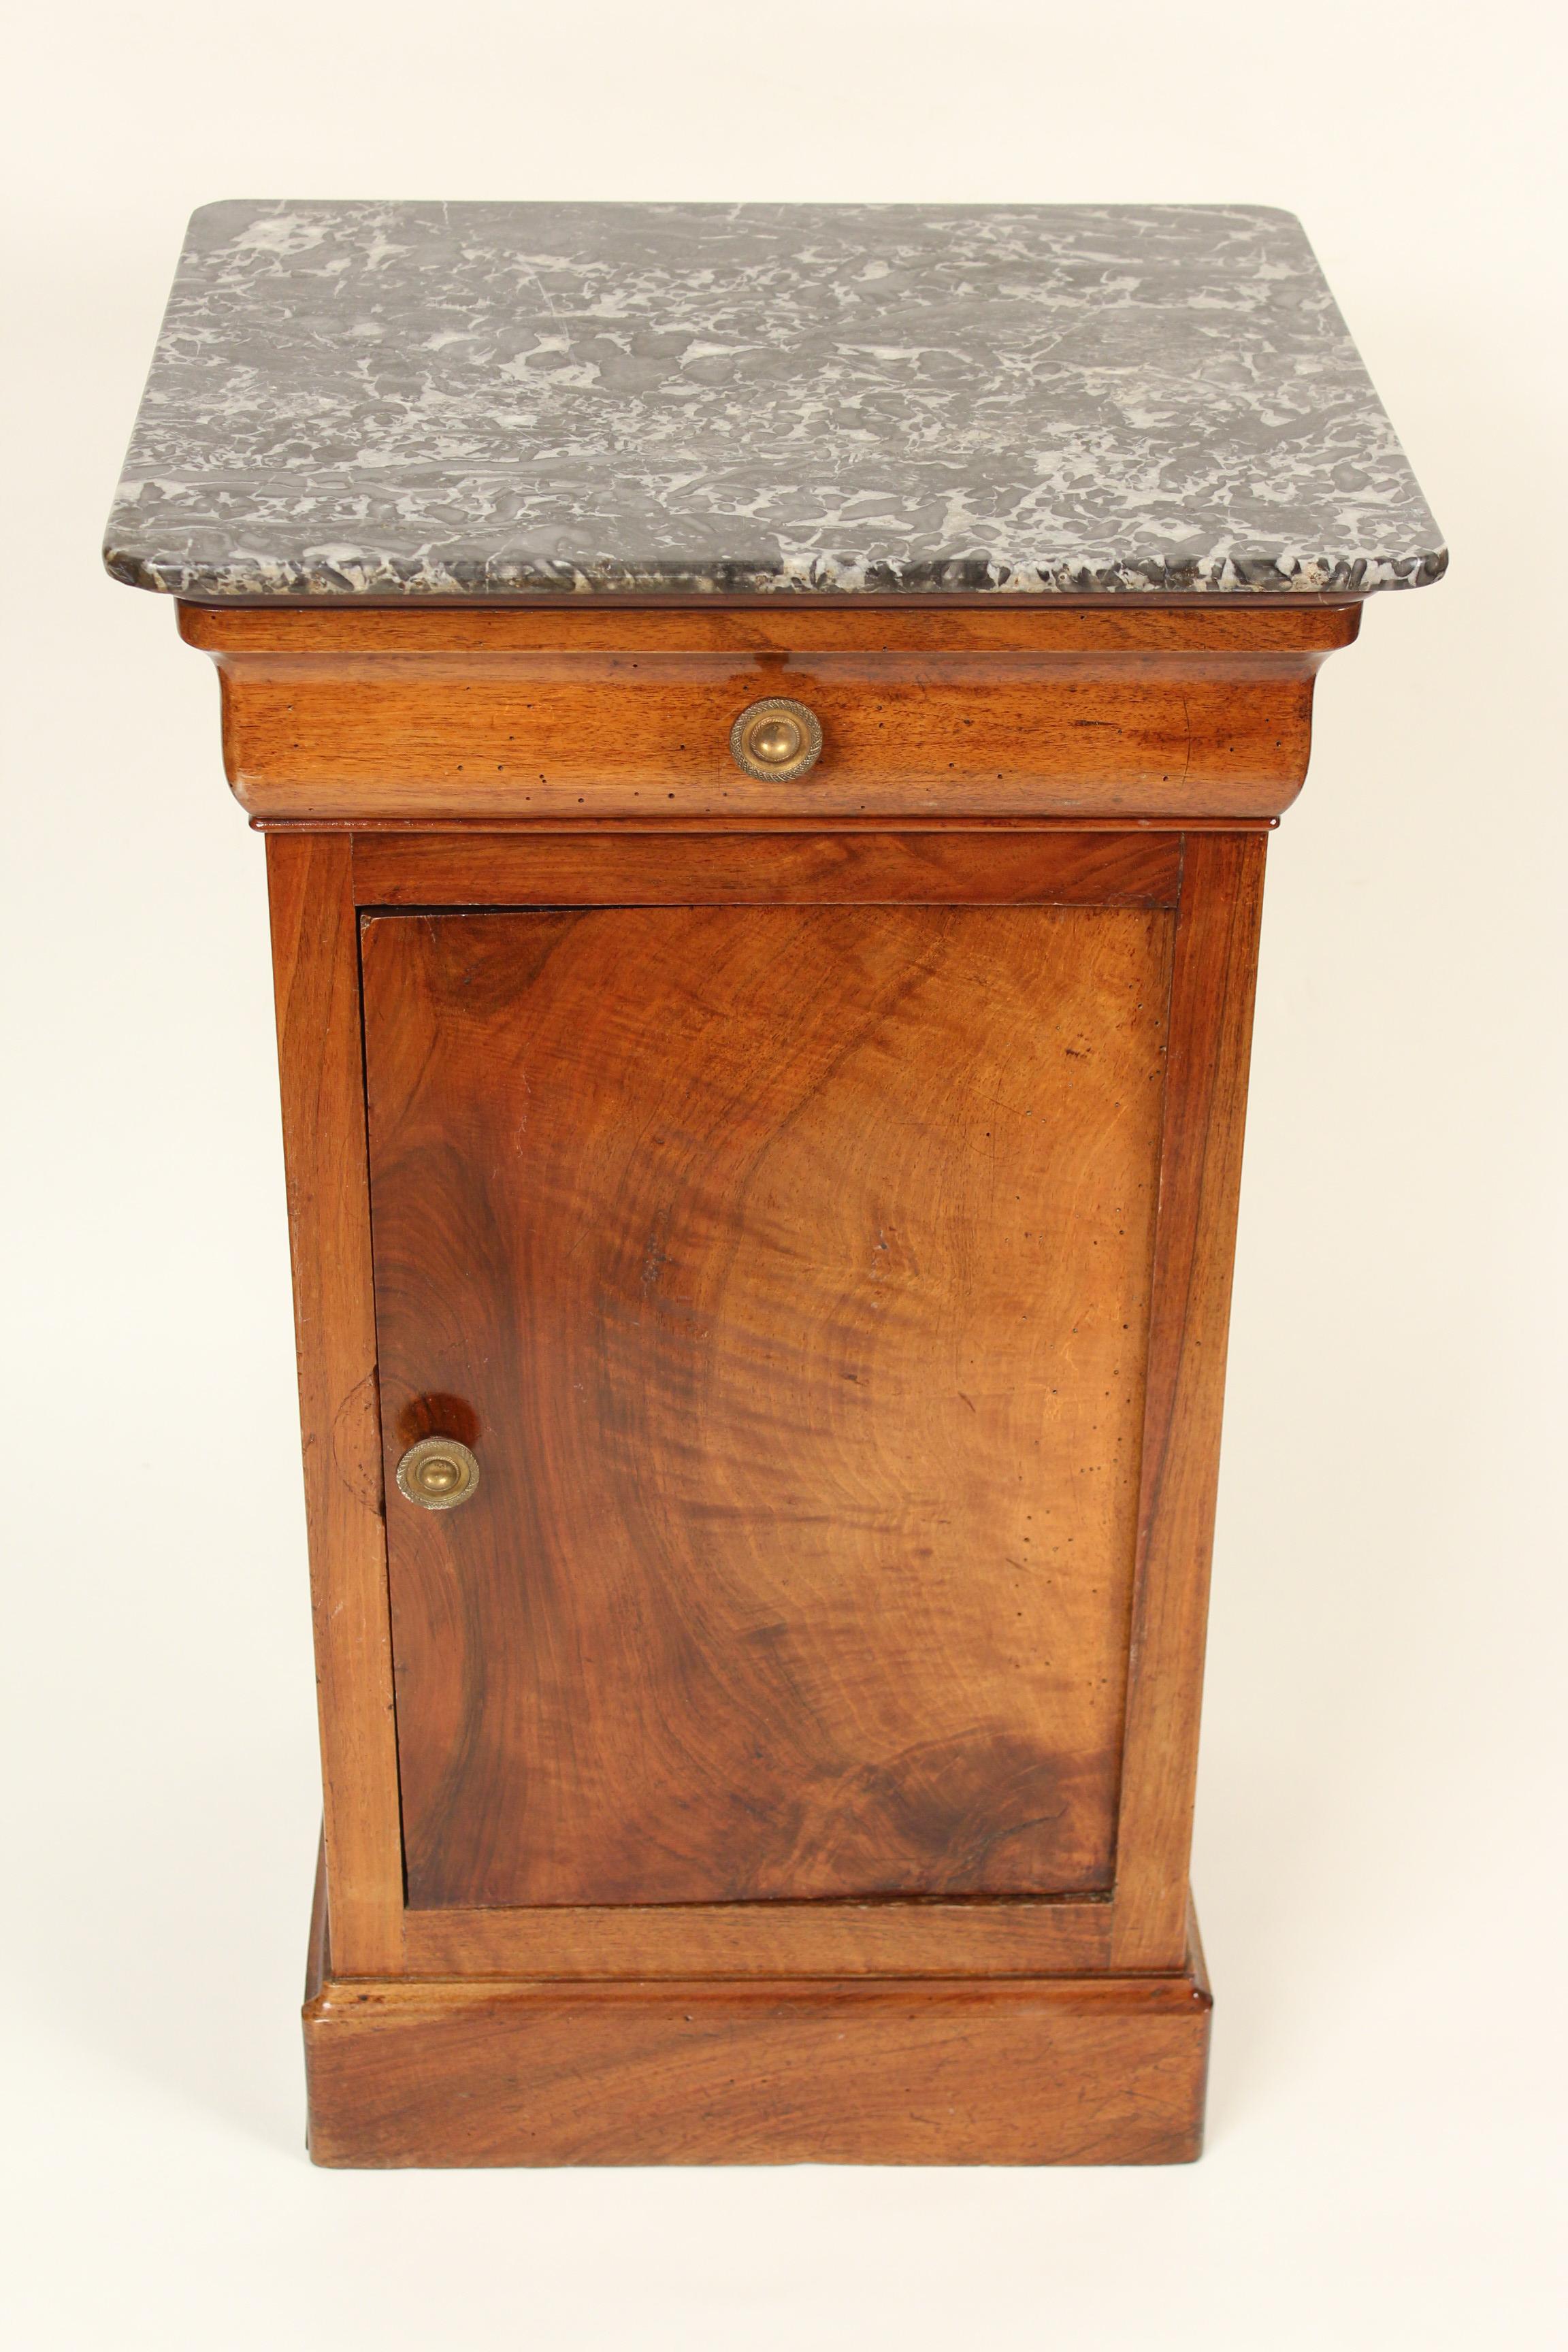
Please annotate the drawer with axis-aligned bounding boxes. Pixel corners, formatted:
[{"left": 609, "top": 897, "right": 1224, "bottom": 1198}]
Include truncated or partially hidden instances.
[{"left": 180, "top": 602, "right": 1358, "bottom": 823}]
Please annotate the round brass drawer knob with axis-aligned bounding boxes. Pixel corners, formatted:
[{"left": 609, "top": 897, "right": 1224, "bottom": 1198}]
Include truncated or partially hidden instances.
[
  {"left": 395, "top": 1435, "right": 480, "bottom": 1512},
  {"left": 729, "top": 697, "right": 823, "bottom": 783}
]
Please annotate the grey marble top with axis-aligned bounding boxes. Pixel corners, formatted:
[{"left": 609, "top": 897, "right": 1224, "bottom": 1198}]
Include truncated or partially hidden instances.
[{"left": 105, "top": 201, "right": 1445, "bottom": 600}]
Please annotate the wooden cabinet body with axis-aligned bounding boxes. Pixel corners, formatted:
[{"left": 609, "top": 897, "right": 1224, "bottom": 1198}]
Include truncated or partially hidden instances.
[{"left": 184, "top": 595, "right": 1356, "bottom": 2164}]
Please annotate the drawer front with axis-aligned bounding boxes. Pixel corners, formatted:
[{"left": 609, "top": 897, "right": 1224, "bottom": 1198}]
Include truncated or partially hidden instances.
[
  {"left": 362, "top": 898, "right": 1174, "bottom": 1910},
  {"left": 208, "top": 647, "right": 1323, "bottom": 821}
]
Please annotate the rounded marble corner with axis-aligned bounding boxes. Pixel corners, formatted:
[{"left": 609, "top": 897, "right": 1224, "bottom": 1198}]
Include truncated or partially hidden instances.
[
  {"left": 101, "top": 538, "right": 157, "bottom": 592},
  {"left": 184, "top": 197, "right": 275, "bottom": 245},
  {"left": 1234, "top": 202, "right": 1309, "bottom": 231}
]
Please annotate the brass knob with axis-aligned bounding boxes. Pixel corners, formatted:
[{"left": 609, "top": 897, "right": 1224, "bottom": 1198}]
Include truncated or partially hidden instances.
[
  {"left": 729, "top": 697, "right": 823, "bottom": 782},
  {"left": 395, "top": 1435, "right": 480, "bottom": 1512}
]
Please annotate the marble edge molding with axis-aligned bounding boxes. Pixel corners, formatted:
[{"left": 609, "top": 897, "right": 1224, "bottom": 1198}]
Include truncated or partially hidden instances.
[
  {"left": 103, "top": 197, "right": 1448, "bottom": 602},
  {"left": 101, "top": 548, "right": 1450, "bottom": 599}
]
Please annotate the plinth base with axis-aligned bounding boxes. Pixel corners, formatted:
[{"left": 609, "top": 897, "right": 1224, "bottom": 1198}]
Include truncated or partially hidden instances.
[{"left": 303, "top": 1899, "right": 1212, "bottom": 2167}]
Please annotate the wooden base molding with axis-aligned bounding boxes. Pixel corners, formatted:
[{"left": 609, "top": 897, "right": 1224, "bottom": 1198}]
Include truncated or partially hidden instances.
[
  {"left": 304, "top": 1972, "right": 1211, "bottom": 2169},
  {"left": 303, "top": 1896, "right": 1212, "bottom": 2168}
]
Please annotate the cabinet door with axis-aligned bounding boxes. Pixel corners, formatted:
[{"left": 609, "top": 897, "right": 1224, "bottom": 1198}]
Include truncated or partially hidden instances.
[{"left": 361, "top": 902, "right": 1172, "bottom": 1909}]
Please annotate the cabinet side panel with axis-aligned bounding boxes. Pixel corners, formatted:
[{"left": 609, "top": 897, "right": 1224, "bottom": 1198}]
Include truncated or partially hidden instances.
[
  {"left": 1111, "top": 832, "right": 1267, "bottom": 1967},
  {"left": 267, "top": 832, "right": 404, "bottom": 1972}
]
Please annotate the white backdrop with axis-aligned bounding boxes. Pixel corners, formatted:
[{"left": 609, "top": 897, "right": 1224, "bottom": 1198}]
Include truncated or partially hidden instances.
[{"left": 3, "top": 5, "right": 1564, "bottom": 2346}]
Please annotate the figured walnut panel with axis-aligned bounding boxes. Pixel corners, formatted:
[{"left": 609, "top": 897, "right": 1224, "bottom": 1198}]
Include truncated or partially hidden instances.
[{"left": 361, "top": 901, "right": 1174, "bottom": 1908}]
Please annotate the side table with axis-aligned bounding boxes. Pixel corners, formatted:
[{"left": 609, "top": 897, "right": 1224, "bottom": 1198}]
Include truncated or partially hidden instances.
[{"left": 106, "top": 201, "right": 1443, "bottom": 2164}]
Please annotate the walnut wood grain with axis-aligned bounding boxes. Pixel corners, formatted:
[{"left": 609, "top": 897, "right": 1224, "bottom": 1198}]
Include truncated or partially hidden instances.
[
  {"left": 350, "top": 826, "right": 1183, "bottom": 908},
  {"left": 214, "top": 589, "right": 1343, "bottom": 2163},
  {"left": 180, "top": 602, "right": 1358, "bottom": 825},
  {"left": 1111, "top": 832, "right": 1268, "bottom": 1967},
  {"left": 304, "top": 1950, "right": 1213, "bottom": 2166},
  {"left": 267, "top": 835, "right": 404, "bottom": 1973},
  {"left": 206, "top": 654, "right": 1318, "bottom": 823},
  {"left": 281, "top": 814, "right": 1269, "bottom": 835},
  {"left": 400, "top": 1897, "right": 1111, "bottom": 1978},
  {"left": 361, "top": 900, "right": 1174, "bottom": 1908},
  {"left": 184, "top": 600, "right": 1360, "bottom": 654}
]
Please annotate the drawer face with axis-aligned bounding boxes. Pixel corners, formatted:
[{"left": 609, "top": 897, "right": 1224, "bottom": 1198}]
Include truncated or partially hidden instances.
[
  {"left": 216, "top": 649, "right": 1318, "bottom": 820},
  {"left": 361, "top": 901, "right": 1174, "bottom": 1908}
]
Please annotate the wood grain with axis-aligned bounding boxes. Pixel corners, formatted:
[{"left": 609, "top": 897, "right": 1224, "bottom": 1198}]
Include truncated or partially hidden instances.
[
  {"left": 266, "top": 834, "right": 404, "bottom": 1973},
  {"left": 401, "top": 1896, "right": 1111, "bottom": 1978},
  {"left": 180, "top": 604, "right": 1358, "bottom": 826},
  {"left": 361, "top": 901, "right": 1175, "bottom": 1908},
  {"left": 350, "top": 826, "right": 1182, "bottom": 908},
  {"left": 220, "top": 590, "right": 1336, "bottom": 2162},
  {"left": 183, "top": 599, "right": 1360, "bottom": 655},
  {"left": 1111, "top": 832, "right": 1268, "bottom": 1967},
  {"left": 304, "top": 1953, "right": 1212, "bottom": 2166},
  {"left": 195, "top": 649, "right": 1327, "bottom": 823}
]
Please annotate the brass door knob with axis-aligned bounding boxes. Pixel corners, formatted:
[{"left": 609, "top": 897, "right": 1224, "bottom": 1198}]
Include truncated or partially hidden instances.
[
  {"left": 395, "top": 1435, "right": 480, "bottom": 1512},
  {"left": 729, "top": 697, "right": 823, "bottom": 782}
]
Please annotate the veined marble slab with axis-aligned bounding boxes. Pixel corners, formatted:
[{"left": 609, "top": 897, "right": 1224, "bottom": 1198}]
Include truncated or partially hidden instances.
[{"left": 105, "top": 201, "right": 1445, "bottom": 600}]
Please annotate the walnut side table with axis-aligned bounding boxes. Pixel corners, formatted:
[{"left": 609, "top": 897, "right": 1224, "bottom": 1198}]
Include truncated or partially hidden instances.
[{"left": 106, "top": 201, "right": 1443, "bottom": 2166}]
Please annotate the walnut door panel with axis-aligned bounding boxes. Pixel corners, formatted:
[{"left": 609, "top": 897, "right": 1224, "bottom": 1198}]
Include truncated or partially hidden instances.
[{"left": 361, "top": 902, "right": 1173, "bottom": 1908}]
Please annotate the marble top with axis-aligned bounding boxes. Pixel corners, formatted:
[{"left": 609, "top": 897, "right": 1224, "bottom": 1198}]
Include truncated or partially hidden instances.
[{"left": 104, "top": 201, "right": 1445, "bottom": 600}]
